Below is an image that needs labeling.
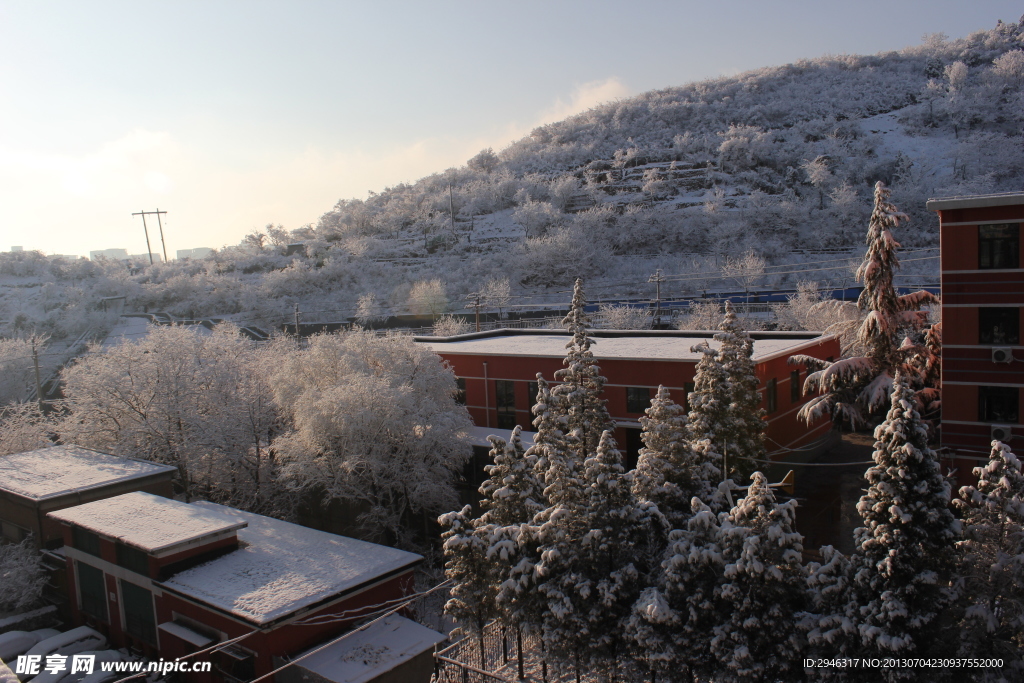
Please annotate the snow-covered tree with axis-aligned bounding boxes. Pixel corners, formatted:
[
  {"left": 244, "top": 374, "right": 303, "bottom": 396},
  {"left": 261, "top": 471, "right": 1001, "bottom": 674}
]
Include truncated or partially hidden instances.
[
  {"left": 271, "top": 330, "right": 473, "bottom": 543},
  {"left": 795, "top": 182, "right": 939, "bottom": 430},
  {"left": 0, "top": 537, "right": 47, "bottom": 613},
  {"left": 354, "top": 291, "right": 386, "bottom": 326},
  {"left": 439, "top": 505, "right": 497, "bottom": 669},
  {"left": 407, "top": 278, "right": 448, "bottom": 318},
  {"left": 534, "top": 431, "right": 648, "bottom": 676},
  {"left": 687, "top": 342, "right": 729, "bottom": 487},
  {"left": 0, "top": 402, "right": 53, "bottom": 456},
  {"left": 628, "top": 497, "right": 725, "bottom": 681},
  {"left": 953, "top": 441, "right": 1024, "bottom": 671},
  {"left": 848, "top": 372, "right": 960, "bottom": 670},
  {"left": 552, "top": 278, "right": 614, "bottom": 459},
  {"left": 598, "top": 303, "right": 652, "bottom": 330},
  {"left": 633, "top": 385, "right": 718, "bottom": 530},
  {"left": 711, "top": 472, "right": 807, "bottom": 682},
  {"left": 480, "top": 276, "right": 512, "bottom": 319},
  {"left": 716, "top": 302, "right": 766, "bottom": 480},
  {"left": 801, "top": 546, "right": 857, "bottom": 673},
  {"left": 432, "top": 313, "right": 471, "bottom": 337}
]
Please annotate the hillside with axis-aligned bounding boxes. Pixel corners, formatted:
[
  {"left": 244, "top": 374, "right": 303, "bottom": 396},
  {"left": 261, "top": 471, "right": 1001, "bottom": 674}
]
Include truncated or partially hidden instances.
[{"left": 2, "top": 20, "right": 1023, "bottom": 337}]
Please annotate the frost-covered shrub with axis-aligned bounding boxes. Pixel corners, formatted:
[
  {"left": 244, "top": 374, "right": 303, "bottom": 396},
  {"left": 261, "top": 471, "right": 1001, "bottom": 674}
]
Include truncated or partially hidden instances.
[
  {"left": 432, "top": 314, "right": 470, "bottom": 337},
  {"left": 597, "top": 304, "right": 651, "bottom": 330},
  {"left": 0, "top": 537, "right": 47, "bottom": 613}
]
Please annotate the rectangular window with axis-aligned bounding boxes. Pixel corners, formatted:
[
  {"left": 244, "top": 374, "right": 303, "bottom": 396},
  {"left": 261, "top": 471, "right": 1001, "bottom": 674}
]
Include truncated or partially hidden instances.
[
  {"left": 116, "top": 543, "right": 150, "bottom": 577},
  {"left": 979, "top": 223, "right": 1020, "bottom": 270},
  {"left": 453, "top": 377, "right": 466, "bottom": 405},
  {"left": 624, "top": 428, "right": 643, "bottom": 471},
  {"left": 495, "top": 380, "right": 516, "bottom": 429},
  {"left": 979, "top": 308, "right": 1020, "bottom": 345},
  {"left": 626, "top": 387, "right": 651, "bottom": 414},
  {"left": 120, "top": 580, "right": 157, "bottom": 645},
  {"left": 979, "top": 386, "right": 1019, "bottom": 423},
  {"left": 766, "top": 378, "right": 778, "bottom": 414},
  {"left": 77, "top": 561, "right": 107, "bottom": 622},
  {"left": 72, "top": 527, "right": 101, "bottom": 558},
  {"left": 790, "top": 370, "right": 802, "bottom": 403},
  {"left": 0, "top": 518, "right": 30, "bottom": 544}
]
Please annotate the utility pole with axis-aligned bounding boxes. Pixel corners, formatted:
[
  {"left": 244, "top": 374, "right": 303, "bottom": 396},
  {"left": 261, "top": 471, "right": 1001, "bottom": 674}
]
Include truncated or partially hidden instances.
[
  {"left": 132, "top": 209, "right": 168, "bottom": 264},
  {"left": 648, "top": 268, "right": 666, "bottom": 328},
  {"left": 31, "top": 338, "right": 44, "bottom": 413},
  {"left": 293, "top": 304, "right": 300, "bottom": 337},
  {"left": 466, "top": 293, "right": 482, "bottom": 332}
]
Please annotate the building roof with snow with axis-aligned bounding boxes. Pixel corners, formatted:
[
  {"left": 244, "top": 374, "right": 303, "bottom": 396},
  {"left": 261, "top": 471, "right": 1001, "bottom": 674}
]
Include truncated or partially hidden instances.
[
  {"left": 47, "top": 492, "right": 246, "bottom": 554},
  {"left": 416, "top": 328, "right": 829, "bottom": 364},
  {"left": 290, "top": 615, "right": 445, "bottom": 683},
  {"left": 159, "top": 502, "right": 423, "bottom": 626},
  {"left": 926, "top": 190, "right": 1024, "bottom": 211},
  {"left": 0, "top": 445, "right": 177, "bottom": 503}
]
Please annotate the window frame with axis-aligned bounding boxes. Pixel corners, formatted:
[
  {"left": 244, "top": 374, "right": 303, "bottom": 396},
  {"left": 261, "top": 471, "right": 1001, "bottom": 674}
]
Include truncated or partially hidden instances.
[
  {"left": 978, "top": 223, "right": 1020, "bottom": 270},
  {"left": 495, "top": 379, "right": 516, "bottom": 429},
  {"left": 453, "top": 377, "right": 466, "bottom": 406},
  {"left": 766, "top": 378, "right": 778, "bottom": 414},
  {"left": 979, "top": 386, "right": 1019, "bottom": 423},
  {"left": 77, "top": 560, "right": 108, "bottom": 622},
  {"left": 119, "top": 579, "right": 158, "bottom": 645},
  {"left": 72, "top": 526, "right": 101, "bottom": 558},
  {"left": 116, "top": 542, "right": 151, "bottom": 577},
  {"left": 625, "top": 387, "right": 651, "bottom": 414},
  {"left": 979, "top": 307, "right": 1020, "bottom": 345}
]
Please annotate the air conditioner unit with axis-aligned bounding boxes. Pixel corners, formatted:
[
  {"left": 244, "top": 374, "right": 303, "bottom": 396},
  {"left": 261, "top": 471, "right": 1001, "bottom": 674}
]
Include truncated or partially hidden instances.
[
  {"left": 992, "top": 347, "right": 1015, "bottom": 364},
  {"left": 991, "top": 424, "right": 1013, "bottom": 442}
]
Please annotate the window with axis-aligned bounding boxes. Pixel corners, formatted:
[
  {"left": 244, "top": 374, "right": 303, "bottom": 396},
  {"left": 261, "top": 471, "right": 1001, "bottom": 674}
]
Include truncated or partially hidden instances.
[
  {"left": 979, "top": 308, "right": 1019, "bottom": 345},
  {"left": 624, "top": 428, "right": 643, "bottom": 470},
  {"left": 77, "top": 561, "right": 107, "bottom": 622},
  {"left": 72, "top": 527, "right": 101, "bottom": 558},
  {"left": 120, "top": 580, "right": 157, "bottom": 645},
  {"left": 453, "top": 377, "right": 466, "bottom": 405},
  {"left": 626, "top": 387, "right": 651, "bottom": 414},
  {"left": 790, "top": 370, "right": 802, "bottom": 403},
  {"left": 495, "top": 380, "right": 516, "bottom": 429},
  {"left": 217, "top": 644, "right": 256, "bottom": 682},
  {"left": 766, "top": 378, "right": 778, "bottom": 414},
  {"left": 527, "top": 381, "right": 540, "bottom": 412},
  {"left": 979, "top": 386, "right": 1019, "bottom": 423},
  {"left": 683, "top": 382, "right": 696, "bottom": 412},
  {"left": 0, "top": 518, "right": 29, "bottom": 544},
  {"left": 116, "top": 542, "right": 150, "bottom": 576},
  {"left": 979, "top": 223, "right": 1020, "bottom": 270}
]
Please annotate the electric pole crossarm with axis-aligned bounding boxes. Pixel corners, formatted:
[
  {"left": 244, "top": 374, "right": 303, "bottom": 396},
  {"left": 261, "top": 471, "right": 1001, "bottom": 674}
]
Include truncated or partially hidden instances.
[{"left": 132, "top": 209, "right": 169, "bottom": 265}]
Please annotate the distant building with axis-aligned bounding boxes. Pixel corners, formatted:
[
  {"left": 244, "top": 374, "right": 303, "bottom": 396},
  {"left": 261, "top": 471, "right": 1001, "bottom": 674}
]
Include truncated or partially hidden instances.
[
  {"left": 128, "top": 252, "right": 163, "bottom": 263},
  {"left": 0, "top": 445, "right": 176, "bottom": 549},
  {"left": 48, "top": 492, "right": 434, "bottom": 682},
  {"left": 11, "top": 246, "right": 23, "bottom": 252},
  {"left": 928, "top": 191, "right": 1024, "bottom": 483},
  {"left": 416, "top": 328, "right": 840, "bottom": 469},
  {"left": 89, "top": 248, "right": 128, "bottom": 261},
  {"left": 176, "top": 247, "right": 214, "bottom": 260}
]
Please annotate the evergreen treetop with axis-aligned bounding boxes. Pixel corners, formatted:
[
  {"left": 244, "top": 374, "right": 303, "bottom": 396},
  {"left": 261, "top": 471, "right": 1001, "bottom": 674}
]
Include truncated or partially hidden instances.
[{"left": 715, "top": 302, "right": 767, "bottom": 478}]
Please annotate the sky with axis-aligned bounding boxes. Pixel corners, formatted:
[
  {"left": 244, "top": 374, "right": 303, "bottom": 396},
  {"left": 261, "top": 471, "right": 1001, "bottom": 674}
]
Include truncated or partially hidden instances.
[{"left": 0, "top": 1, "right": 1020, "bottom": 258}]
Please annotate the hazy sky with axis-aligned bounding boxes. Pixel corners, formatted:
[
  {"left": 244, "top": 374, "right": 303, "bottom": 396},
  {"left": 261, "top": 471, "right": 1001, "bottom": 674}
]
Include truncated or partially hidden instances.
[{"left": 0, "top": 1, "right": 1019, "bottom": 258}]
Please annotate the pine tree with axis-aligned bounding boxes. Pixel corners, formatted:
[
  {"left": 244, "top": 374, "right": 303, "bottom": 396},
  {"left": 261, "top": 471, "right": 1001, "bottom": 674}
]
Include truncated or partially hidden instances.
[
  {"left": 848, "top": 371, "right": 960, "bottom": 676},
  {"left": 801, "top": 545, "right": 857, "bottom": 679},
  {"left": 716, "top": 302, "right": 767, "bottom": 479},
  {"left": 553, "top": 277, "right": 614, "bottom": 459},
  {"left": 953, "top": 440, "right": 1024, "bottom": 672},
  {"left": 628, "top": 497, "right": 725, "bottom": 681},
  {"left": 634, "top": 385, "right": 719, "bottom": 530},
  {"left": 439, "top": 505, "right": 497, "bottom": 668},
  {"left": 711, "top": 472, "right": 807, "bottom": 682},
  {"left": 687, "top": 342, "right": 730, "bottom": 486},
  {"left": 534, "top": 431, "right": 648, "bottom": 676},
  {"left": 795, "top": 182, "right": 939, "bottom": 430}
]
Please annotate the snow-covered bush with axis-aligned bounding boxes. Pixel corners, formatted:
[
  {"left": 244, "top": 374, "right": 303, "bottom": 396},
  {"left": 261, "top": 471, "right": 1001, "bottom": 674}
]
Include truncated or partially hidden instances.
[
  {"left": 432, "top": 314, "right": 470, "bottom": 337},
  {"left": 0, "top": 538, "right": 47, "bottom": 613},
  {"left": 597, "top": 303, "right": 651, "bottom": 330}
]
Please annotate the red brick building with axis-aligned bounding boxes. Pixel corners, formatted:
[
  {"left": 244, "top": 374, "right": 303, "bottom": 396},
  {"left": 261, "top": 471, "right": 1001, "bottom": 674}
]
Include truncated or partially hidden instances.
[
  {"left": 417, "top": 329, "right": 839, "bottom": 468},
  {"left": 928, "top": 191, "right": 1024, "bottom": 481},
  {"left": 48, "top": 492, "right": 430, "bottom": 682}
]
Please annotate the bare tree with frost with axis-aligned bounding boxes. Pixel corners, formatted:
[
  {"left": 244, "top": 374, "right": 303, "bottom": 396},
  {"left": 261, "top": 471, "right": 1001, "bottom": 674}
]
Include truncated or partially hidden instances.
[
  {"left": 598, "top": 303, "right": 652, "bottom": 330},
  {"left": 270, "top": 330, "right": 472, "bottom": 543},
  {"left": 793, "top": 182, "right": 938, "bottom": 430},
  {"left": 0, "top": 537, "right": 47, "bottom": 612},
  {"left": 0, "top": 402, "right": 53, "bottom": 456},
  {"left": 847, "top": 372, "right": 960, "bottom": 677},
  {"left": 954, "top": 440, "right": 1024, "bottom": 673}
]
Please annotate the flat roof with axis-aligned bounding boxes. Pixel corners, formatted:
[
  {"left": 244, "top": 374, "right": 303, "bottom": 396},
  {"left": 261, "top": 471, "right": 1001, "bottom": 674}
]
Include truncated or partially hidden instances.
[
  {"left": 47, "top": 492, "right": 246, "bottom": 553},
  {"left": 0, "top": 445, "right": 177, "bottom": 502},
  {"left": 292, "top": 615, "right": 445, "bottom": 683},
  {"left": 160, "top": 502, "right": 422, "bottom": 625},
  {"left": 927, "top": 191, "right": 1024, "bottom": 211},
  {"left": 417, "top": 330, "right": 827, "bottom": 363}
]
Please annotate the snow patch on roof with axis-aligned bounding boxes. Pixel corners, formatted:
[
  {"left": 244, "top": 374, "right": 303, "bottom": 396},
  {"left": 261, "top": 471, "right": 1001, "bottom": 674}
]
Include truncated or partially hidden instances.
[
  {"left": 0, "top": 445, "right": 176, "bottom": 501},
  {"left": 419, "top": 334, "right": 821, "bottom": 362},
  {"left": 160, "top": 502, "right": 422, "bottom": 625},
  {"left": 47, "top": 492, "right": 246, "bottom": 553},
  {"left": 292, "top": 615, "right": 445, "bottom": 683}
]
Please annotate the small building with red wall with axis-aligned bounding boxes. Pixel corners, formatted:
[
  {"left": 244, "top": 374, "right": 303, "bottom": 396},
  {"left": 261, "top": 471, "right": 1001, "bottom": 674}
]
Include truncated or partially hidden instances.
[
  {"left": 48, "top": 492, "right": 429, "bottom": 682},
  {"left": 417, "top": 328, "right": 839, "bottom": 470},
  {"left": 928, "top": 191, "right": 1024, "bottom": 484},
  {"left": 0, "top": 445, "right": 176, "bottom": 549}
]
